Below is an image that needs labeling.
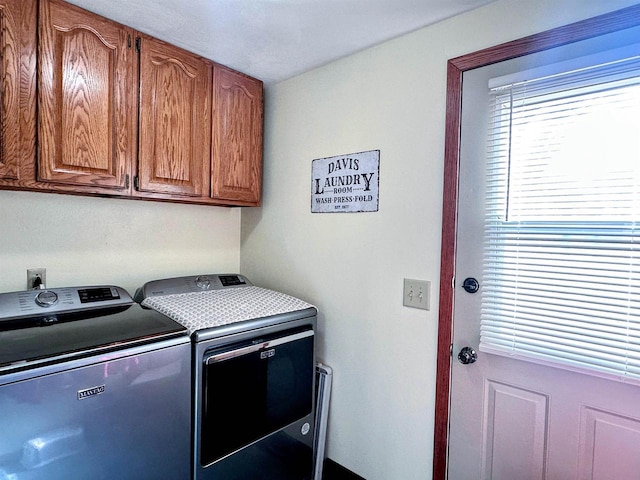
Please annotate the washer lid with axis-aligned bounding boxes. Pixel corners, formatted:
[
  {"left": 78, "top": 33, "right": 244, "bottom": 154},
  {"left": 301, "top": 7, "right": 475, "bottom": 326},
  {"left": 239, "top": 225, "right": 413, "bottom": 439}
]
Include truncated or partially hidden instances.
[{"left": 0, "top": 303, "right": 187, "bottom": 374}]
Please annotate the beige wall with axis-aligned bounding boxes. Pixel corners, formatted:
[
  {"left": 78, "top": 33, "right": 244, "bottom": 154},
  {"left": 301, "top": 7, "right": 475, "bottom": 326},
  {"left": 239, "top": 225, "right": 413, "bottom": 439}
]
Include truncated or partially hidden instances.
[
  {"left": 0, "top": 190, "right": 241, "bottom": 293},
  {"left": 240, "top": 0, "right": 640, "bottom": 478}
]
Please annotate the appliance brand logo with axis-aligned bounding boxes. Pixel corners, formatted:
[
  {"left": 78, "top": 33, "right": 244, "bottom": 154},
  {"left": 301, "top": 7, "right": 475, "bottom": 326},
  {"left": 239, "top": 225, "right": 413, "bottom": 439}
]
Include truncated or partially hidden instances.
[
  {"left": 77, "top": 384, "right": 105, "bottom": 400},
  {"left": 260, "top": 349, "right": 276, "bottom": 360}
]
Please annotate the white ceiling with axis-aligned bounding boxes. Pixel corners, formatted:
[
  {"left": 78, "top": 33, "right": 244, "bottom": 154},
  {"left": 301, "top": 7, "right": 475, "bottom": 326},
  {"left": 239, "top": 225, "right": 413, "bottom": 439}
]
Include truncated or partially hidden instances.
[{"left": 64, "top": 0, "right": 496, "bottom": 84}]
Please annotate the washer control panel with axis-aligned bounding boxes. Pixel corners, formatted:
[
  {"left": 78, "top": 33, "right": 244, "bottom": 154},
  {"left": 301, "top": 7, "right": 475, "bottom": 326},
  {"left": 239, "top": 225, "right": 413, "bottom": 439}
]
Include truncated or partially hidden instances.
[{"left": 0, "top": 286, "right": 133, "bottom": 325}]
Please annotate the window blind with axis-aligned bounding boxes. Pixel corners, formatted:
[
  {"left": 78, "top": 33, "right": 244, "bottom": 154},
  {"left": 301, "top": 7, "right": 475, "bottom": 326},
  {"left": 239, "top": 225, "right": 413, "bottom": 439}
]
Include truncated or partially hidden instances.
[{"left": 479, "top": 49, "right": 640, "bottom": 382}]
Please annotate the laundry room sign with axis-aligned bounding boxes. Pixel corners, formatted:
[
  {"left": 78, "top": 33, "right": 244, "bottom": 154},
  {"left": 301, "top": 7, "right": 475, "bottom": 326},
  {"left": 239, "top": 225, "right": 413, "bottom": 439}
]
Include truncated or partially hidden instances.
[{"left": 311, "top": 150, "right": 379, "bottom": 213}]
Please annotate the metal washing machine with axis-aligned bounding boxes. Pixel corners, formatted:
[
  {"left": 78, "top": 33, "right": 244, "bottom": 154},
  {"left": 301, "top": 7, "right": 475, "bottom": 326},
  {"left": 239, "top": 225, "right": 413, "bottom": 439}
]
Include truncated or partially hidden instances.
[{"left": 0, "top": 285, "right": 191, "bottom": 480}]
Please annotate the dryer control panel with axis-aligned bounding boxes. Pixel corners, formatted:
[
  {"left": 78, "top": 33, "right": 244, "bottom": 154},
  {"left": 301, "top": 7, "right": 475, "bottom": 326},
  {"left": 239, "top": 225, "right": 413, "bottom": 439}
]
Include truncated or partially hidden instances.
[{"left": 134, "top": 274, "right": 253, "bottom": 301}]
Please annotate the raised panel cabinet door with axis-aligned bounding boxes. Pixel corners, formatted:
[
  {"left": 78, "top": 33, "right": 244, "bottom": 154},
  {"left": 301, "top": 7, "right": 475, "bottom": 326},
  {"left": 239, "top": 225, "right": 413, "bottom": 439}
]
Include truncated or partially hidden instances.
[
  {"left": 212, "top": 66, "right": 263, "bottom": 205},
  {"left": 0, "top": 0, "right": 36, "bottom": 183},
  {"left": 137, "top": 35, "right": 211, "bottom": 197},
  {"left": 38, "top": 0, "right": 136, "bottom": 190}
]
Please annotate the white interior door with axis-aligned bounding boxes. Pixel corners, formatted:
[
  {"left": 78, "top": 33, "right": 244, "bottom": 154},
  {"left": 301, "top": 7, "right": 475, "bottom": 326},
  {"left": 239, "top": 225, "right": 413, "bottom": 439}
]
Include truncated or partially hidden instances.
[{"left": 447, "top": 33, "right": 640, "bottom": 480}]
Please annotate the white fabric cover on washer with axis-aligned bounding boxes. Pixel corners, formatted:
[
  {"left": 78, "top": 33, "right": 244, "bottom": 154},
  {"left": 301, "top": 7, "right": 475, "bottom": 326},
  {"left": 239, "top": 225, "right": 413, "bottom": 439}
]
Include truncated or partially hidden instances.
[{"left": 141, "top": 286, "right": 314, "bottom": 334}]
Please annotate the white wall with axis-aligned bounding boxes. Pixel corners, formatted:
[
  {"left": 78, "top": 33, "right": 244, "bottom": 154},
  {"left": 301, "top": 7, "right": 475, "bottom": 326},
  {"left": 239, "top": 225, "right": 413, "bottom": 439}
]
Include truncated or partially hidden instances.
[
  {"left": 240, "top": 1, "right": 640, "bottom": 478},
  {"left": 0, "top": 190, "right": 241, "bottom": 293}
]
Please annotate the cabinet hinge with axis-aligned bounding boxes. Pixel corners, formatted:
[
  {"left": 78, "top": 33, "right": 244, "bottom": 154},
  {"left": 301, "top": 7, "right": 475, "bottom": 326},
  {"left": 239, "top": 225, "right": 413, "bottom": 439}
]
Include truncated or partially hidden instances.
[
  {"left": 125, "top": 174, "right": 130, "bottom": 189},
  {"left": 135, "top": 37, "right": 141, "bottom": 53},
  {"left": 134, "top": 176, "right": 139, "bottom": 190}
]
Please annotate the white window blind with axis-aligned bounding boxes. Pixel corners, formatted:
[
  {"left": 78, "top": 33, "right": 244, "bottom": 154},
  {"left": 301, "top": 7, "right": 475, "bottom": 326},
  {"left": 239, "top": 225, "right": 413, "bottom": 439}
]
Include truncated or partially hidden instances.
[{"left": 479, "top": 48, "right": 640, "bottom": 382}]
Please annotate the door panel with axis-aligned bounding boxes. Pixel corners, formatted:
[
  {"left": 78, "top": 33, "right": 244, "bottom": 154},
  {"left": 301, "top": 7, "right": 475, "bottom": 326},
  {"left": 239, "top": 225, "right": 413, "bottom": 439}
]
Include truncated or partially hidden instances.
[
  {"left": 137, "top": 35, "right": 211, "bottom": 197},
  {"left": 60, "top": 30, "right": 111, "bottom": 168},
  {"left": 481, "top": 381, "right": 548, "bottom": 480},
  {"left": 38, "top": 0, "right": 135, "bottom": 190},
  {"left": 447, "top": 30, "right": 640, "bottom": 480},
  {"left": 0, "top": 0, "right": 36, "bottom": 183},
  {"left": 578, "top": 407, "right": 640, "bottom": 479},
  {"left": 211, "top": 66, "right": 263, "bottom": 205}
]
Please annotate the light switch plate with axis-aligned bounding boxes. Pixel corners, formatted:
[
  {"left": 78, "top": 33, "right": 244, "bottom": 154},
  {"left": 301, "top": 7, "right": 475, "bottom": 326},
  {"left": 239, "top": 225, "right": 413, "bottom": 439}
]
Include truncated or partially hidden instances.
[{"left": 403, "top": 278, "right": 430, "bottom": 310}]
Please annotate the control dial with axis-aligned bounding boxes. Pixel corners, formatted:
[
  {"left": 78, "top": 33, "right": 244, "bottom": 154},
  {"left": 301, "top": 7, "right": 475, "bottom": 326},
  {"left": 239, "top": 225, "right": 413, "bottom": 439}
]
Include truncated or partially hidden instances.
[
  {"left": 35, "top": 290, "right": 58, "bottom": 307},
  {"left": 195, "top": 275, "right": 211, "bottom": 290}
]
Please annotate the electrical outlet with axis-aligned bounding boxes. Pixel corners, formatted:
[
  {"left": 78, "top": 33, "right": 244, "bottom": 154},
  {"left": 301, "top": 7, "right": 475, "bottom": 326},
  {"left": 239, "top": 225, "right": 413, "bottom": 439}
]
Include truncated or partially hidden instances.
[
  {"left": 27, "top": 268, "right": 46, "bottom": 290},
  {"left": 403, "top": 278, "right": 430, "bottom": 310}
]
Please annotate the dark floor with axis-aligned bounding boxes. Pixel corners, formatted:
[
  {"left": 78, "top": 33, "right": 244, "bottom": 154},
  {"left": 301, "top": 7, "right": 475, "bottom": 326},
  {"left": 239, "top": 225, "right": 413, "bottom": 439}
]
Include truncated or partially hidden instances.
[{"left": 322, "top": 459, "right": 366, "bottom": 480}]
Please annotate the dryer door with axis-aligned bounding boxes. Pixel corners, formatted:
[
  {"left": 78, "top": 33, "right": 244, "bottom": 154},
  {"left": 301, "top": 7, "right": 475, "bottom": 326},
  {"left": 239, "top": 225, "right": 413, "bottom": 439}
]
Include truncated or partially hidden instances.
[{"left": 200, "top": 327, "right": 314, "bottom": 467}]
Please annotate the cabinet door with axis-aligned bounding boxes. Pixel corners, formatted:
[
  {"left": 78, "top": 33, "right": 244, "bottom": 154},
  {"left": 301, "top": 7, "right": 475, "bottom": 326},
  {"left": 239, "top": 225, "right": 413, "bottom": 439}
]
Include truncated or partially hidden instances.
[
  {"left": 0, "top": 0, "right": 36, "bottom": 183},
  {"left": 137, "top": 35, "right": 211, "bottom": 198},
  {"left": 38, "top": 0, "right": 136, "bottom": 191},
  {"left": 212, "top": 66, "right": 263, "bottom": 205}
]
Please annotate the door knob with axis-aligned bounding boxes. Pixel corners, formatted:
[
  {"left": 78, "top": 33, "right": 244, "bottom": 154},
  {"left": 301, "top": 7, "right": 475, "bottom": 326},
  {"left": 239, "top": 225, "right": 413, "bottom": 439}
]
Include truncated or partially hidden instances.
[{"left": 458, "top": 346, "right": 477, "bottom": 365}]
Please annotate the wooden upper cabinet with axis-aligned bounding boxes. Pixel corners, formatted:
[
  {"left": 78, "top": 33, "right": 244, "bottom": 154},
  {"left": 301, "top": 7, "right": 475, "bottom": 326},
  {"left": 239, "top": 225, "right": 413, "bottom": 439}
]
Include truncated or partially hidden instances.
[
  {"left": 0, "top": 0, "right": 36, "bottom": 183},
  {"left": 136, "top": 35, "right": 212, "bottom": 198},
  {"left": 38, "top": 0, "right": 136, "bottom": 191},
  {"left": 0, "top": 0, "right": 264, "bottom": 206},
  {"left": 212, "top": 66, "right": 263, "bottom": 205}
]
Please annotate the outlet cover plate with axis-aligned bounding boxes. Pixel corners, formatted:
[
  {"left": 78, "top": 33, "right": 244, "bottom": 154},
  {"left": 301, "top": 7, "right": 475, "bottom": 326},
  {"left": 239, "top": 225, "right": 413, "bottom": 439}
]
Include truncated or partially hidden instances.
[
  {"left": 27, "top": 268, "right": 46, "bottom": 289},
  {"left": 403, "top": 278, "right": 430, "bottom": 310}
]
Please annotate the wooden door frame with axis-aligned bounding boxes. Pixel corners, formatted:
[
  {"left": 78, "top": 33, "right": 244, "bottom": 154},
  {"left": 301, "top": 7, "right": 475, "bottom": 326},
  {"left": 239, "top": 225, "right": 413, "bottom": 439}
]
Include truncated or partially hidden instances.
[{"left": 433, "top": 4, "right": 640, "bottom": 479}]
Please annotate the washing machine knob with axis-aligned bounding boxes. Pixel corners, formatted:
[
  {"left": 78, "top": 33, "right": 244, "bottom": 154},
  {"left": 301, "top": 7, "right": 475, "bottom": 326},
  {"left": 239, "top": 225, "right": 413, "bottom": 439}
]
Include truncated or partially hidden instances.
[
  {"left": 195, "top": 276, "right": 211, "bottom": 289},
  {"left": 35, "top": 290, "right": 58, "bottom": 307}
]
